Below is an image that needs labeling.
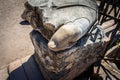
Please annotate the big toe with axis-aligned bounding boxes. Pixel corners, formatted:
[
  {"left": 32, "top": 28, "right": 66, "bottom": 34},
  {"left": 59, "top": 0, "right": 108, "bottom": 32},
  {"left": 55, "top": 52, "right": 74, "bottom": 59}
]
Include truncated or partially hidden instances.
[{"left": 48, "top": 40, "right": 56, "bottom": 49}]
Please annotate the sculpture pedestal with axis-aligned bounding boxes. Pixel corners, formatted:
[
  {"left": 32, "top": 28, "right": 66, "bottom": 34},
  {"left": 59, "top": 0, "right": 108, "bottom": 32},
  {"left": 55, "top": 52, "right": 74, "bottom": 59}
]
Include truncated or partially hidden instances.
[{"left": 30, "top": 29, "right": 107, "bottom": 80}]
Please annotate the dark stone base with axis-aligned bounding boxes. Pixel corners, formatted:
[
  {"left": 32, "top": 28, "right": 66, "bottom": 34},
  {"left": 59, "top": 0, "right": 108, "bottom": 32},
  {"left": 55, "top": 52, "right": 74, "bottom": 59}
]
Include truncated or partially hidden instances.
[{"left": 30, "top": 30, "right": 106, "bottom": 80}]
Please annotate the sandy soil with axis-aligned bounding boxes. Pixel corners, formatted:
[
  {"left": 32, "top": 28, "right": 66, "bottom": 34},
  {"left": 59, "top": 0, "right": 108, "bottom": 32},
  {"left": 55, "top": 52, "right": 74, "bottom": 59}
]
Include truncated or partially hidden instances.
[{"left": 0, "top": 0, "right": 34, "bottom": 69}]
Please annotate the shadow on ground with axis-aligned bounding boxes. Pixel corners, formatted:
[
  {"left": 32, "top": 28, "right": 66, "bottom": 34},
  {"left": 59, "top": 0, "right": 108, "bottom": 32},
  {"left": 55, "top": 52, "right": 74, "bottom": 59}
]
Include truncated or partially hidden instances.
[
  {"left": 7, "top": 55, "right": 44, "bottom": 80},
  {"left": 20, "top": 20, "right": 30, "bottom": 25}
]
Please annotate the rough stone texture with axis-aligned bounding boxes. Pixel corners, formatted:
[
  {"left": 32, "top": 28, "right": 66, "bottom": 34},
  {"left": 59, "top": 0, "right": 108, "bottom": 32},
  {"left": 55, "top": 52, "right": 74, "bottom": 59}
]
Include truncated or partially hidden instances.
[
  {"left": 22, "top": 1, "right": 106, "bottom": 79},
  {"left": 30, "top": 28, "right": 107, "bottom": 80},
  {"left": 22, "top": 1, "right": 98, "bottom": 40}
]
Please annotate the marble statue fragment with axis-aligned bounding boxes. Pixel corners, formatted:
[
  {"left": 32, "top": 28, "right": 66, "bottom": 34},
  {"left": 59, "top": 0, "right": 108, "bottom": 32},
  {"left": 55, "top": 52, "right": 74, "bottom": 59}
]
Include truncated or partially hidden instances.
[{"left": 22, "top": 0, "right": 98, "bottom": 51}]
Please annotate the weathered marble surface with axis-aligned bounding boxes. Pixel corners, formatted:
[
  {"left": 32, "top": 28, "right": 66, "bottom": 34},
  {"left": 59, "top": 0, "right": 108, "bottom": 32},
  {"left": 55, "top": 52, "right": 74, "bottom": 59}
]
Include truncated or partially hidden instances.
[
  {"left": 21, "top": 2, "right": 55, "bottom": 40},
  {"left": 22, "top": 1, "right": 106, "bottom": 79},
  {"left": 22, "top": 1, "right": 98, "bottom": 40},
  {"left": 30, "top": 28, "right": 107, "bottom": 80}
]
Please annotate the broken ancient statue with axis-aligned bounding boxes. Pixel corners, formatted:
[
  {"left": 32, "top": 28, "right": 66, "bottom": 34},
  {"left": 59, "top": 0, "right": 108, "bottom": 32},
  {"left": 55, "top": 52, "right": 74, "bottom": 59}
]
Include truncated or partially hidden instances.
[
  {"left": 22, "top": 0, "right": 98, "bottom": 51},
  {"left": 22, "top": 0, "right": 107, "bottom": 80}
]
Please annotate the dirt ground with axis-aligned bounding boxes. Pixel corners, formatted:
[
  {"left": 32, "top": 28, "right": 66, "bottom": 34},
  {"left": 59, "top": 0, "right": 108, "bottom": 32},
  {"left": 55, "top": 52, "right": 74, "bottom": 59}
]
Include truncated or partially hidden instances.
[{"left": 0, "top": 0, "right": 34, "bottom": 69}]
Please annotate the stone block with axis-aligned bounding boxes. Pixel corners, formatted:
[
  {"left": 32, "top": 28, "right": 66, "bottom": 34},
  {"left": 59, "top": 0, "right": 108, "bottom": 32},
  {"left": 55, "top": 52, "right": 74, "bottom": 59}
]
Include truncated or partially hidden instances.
[{"left": 30, "top": 30, "right": 107, "bottom": 80}]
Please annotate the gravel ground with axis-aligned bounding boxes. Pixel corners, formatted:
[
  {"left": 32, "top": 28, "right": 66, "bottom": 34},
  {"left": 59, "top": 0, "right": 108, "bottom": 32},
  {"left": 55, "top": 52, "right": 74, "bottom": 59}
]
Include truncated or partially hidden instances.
[{"left": 0, "top": 0, "right": 34, "bottom": 69}]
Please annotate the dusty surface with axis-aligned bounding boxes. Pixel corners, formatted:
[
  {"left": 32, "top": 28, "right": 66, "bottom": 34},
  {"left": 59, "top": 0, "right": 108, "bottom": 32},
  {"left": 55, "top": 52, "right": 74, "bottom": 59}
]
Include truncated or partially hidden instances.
[{"left": 0, "top": 0, "right": 34, "bottom": 69}]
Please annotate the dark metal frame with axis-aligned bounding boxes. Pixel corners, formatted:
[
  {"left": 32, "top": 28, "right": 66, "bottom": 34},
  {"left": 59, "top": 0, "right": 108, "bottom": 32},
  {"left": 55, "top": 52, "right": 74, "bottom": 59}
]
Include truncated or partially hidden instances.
[
  {"left": 98, "top": 0, "right": 120, "bottom": 51},
  {"left": 93, "top": 0, "right": 120, "bottom": 79}
]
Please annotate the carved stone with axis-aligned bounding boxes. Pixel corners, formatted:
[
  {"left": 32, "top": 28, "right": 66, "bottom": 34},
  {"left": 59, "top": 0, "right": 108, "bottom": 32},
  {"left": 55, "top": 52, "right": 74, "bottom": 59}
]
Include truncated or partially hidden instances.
[
  {"left": 22, "top": 1, "right": 98, "bottom": 40},
  {"left": 30, "top": 28, "right": 107, "bottom": 80},
  {"left": 22, "top": 1, "right": 107, "bottom": 80}
]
